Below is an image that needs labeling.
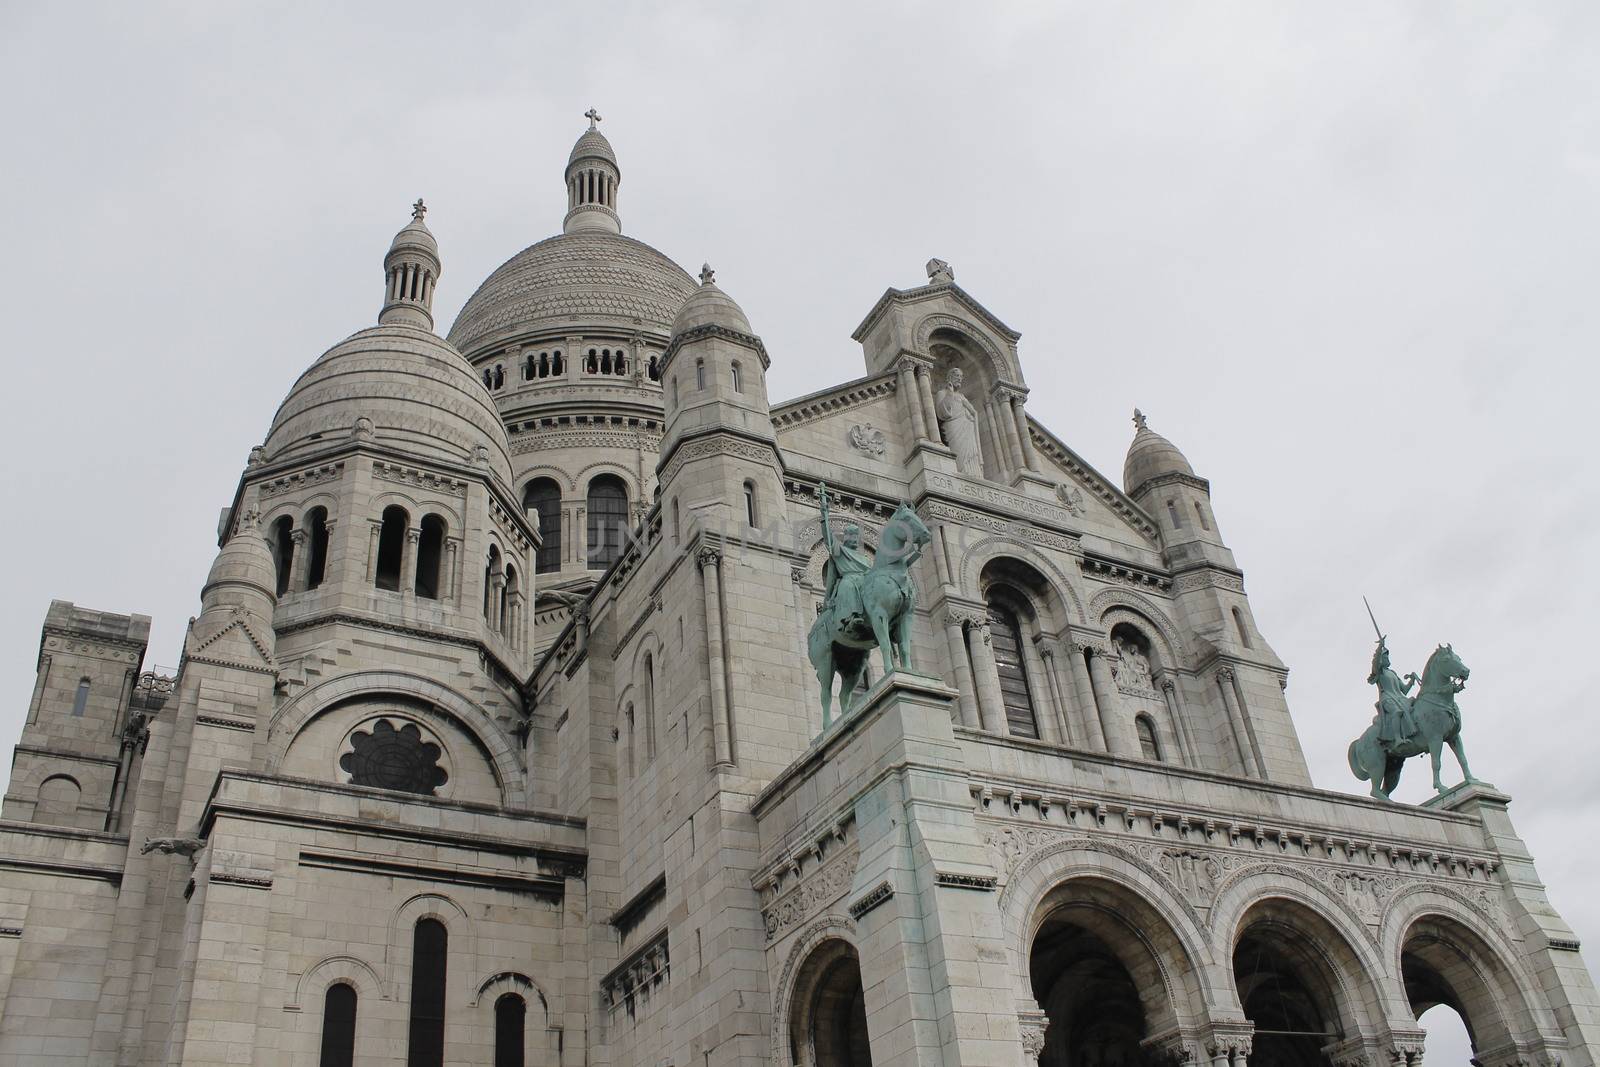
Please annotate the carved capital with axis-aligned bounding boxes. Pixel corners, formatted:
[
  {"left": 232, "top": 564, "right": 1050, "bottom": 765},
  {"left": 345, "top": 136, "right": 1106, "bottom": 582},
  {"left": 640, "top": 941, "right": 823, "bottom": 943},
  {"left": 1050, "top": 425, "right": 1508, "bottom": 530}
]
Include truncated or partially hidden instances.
[
  {"left": 289, "top": 528, "right": 308, "bottom": 546},
  {"left": 1160, "top": 677, "right": 1177, "bottom": 694},
  {"left": 695, "top": 547, "right": 722, "bottom": 571},
  {"left": 1034, "top": 636, "right": 1061, "bottom": 659},
  {"left": 1216, "top": 666, "right": 1236, "bottom": 683},
  {"left": 406, "top": 528, "right": 422, "bottom": 544}
]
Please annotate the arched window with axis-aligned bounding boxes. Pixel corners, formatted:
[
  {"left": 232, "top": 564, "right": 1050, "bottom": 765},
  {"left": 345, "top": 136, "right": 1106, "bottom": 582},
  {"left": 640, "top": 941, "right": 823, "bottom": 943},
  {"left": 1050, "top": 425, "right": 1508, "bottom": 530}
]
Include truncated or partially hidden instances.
[
  {"left": 375, "top": 506, "right": 408, "bottom": 591},
  {"left": 493, "top": 365, "right": 505, "bottom": 390},
  {"left": 742, "top": 480, "right": 758, "bottom": 528},
  {"left": 671, "top": 498, "right": 680, "bottom": 544},
  {"left": 407, "top": 919, "right": 448, "bottom": 1067},
  {"left": 305, "top": 507, "right": 330, "bottom": 590},
  {"left": 614, "top": 349, "right": 627, "bottom": 375},
  {"left": 1135, "top": 715, "right": 1163, "bottom": 761},
  {"left": 318, "top": 982, "right": 357, "bottom": 1067},
  {"left": 415, "top": 515, "right": 446, "bottom": 599},
  {"left": 643, "top": 653, "right": 657, "bottom": 761},
  {"left": 524, "top": 479, "right": 562, "bottom": 574},
  {"left": 587, "top": 475, "right": 628, "bottom": 570},
  {"left": 586, "top": 348, "right": 599, "bottom": 374},
  {"left": 647, "top": 354, "right": 660, "bottom": 381},
  {"left": 695, "top": 358, "right": 706, "bottom": 390},
  {"left": 731, "top": 360, "right": 742, "bottom": 393},
  {"left": 71, "top": 678, "right": 90, "bottom": 717},
  {"left": 986, "top": 604, "right": 1039, "bottom": 739},
  {"left": 494, "top": 993, "right": 526, "bottom": 1067},
  {"left": 601, "top": 349, "right": 612, "bottom": 374},
  {"left": 1232, "top": 607, "right": 1253, "bottom": 648},
  {"left": 484, "top": 544, "right": 503, "bottom": 625},
  {"left": 1194, "top": 500, "right": 1211, "bottom": 531},
  {"left": 272, "top": 516, "right": 295, "bottom": 596},
  {"left": 552, "top": 350, "right": 563, "bottom": 375},
  {"left": 1165, "top": 499, "right": 1184, "bottom": 530}
]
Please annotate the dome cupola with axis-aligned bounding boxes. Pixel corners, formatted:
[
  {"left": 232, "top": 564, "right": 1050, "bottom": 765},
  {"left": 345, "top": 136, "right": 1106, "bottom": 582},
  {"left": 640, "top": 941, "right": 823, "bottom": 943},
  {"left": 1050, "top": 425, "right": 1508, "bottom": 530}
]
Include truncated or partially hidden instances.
[
  {"left": 563, "top": 109, "right": 621, "bottom": 236},
  {"left": 380, "top": 199, "right": 441, "bottom": 329},
  {"left": 200, "top": 515, "right": 277, "bottom": 620},
  {"left": 671, "top": 264, "right": 754, "bottom": 336},
  {"left": 1123, "top": 408, "right": 1195, "bottom": 498}
]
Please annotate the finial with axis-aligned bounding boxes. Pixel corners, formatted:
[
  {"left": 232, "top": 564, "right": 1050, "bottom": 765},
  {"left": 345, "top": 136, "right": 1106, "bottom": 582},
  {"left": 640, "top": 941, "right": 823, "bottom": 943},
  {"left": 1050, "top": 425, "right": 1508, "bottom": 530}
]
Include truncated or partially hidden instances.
[
  {"left": 585, "top": 107, "right": 602, "bottom": 131},
  {"left": 699, "top": 263, "right": 715, "bottom": 286},
  {"left": 926, "top": 257, "right": 955, "bottom": 284},
  {"left": 411, "top": 198, "right": 426, "bottom": 221},
  {"left": 1132, "top": 408, "right": 1148, "bottom": 432}
]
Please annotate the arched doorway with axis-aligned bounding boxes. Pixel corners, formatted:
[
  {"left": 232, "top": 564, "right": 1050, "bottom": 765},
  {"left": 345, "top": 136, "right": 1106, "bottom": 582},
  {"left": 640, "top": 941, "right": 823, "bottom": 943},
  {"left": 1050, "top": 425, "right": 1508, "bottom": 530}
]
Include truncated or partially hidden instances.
[
  {"left": 1028, "top": 878, "right": 1196, "bottom": 1066},
  {"left": 788, "top": 939, "right": 871, "bottom": 1067}
]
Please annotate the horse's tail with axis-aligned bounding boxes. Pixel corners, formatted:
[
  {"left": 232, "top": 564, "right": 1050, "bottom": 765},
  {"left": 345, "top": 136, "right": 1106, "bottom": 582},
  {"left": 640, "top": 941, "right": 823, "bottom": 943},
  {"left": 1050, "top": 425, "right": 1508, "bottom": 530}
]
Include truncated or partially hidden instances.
[{"left": 1348, "top": 739, "right": 1369, "bottom": 781}]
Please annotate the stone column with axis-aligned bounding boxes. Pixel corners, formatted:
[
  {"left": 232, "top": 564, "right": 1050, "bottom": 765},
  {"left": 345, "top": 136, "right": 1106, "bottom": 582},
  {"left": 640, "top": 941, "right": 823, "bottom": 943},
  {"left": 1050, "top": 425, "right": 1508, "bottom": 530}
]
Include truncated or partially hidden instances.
[
  {"left": 288, "top": 529, "right": 311, "bottom": 592},
  {"left": 319, "top": 517, "right": 337, "bottom": 589},
  {"left": 1159, "top": 677, "right": 1196, "bottom": 767},
  {"left": 1066, "top": 642, "right": 1107, "bottom": 750},
  {"left": 1020, "top": 635, "right": 1060, "bottom": 743},
  {"left": 967, "top": 618, "right": 1008, "bottom": 734},
  {"left": 915, "top": 363, "right": 940, "bottom": 444},
  {"left": 401, "top": 527, "right": 421, "bottom": 596},
  {"left": 942, "top": 612, "right": 980, "bottom": 728},
  {"left": 442, "top": 538, "right": 458, "bottom": 605},
  {"left": 1215, "top": 667, "right": 1257, "bottom": 778},
  {"left": 1036, "top": 639, "right": 1072, "bottom": 744},
  {"left": 928, "top": 524, "right": 954, "bottom": 588},
  {"left": 365, "top": 520, "right": 382, "bottom": 583},
  {"left": 698, "top": 548, "right": 733, "bottom": 767},
  {"left": 994, "top": 390, "right": 1027, "bottom": 473},
  {"left": 1011, "top": 395, "right": 1040, "bottom": 472},
  {"left": 574, "top": 506, "right": 587, "bottom": 565},
  {"left": 1085, "top": 645, "right": 1131, "bottom": 755},
  {"left": 898, "top": 362, "right": 928, "bottom": 442},
  {"left": 490, "top": 573, "right": 507, "bottom": 632}
]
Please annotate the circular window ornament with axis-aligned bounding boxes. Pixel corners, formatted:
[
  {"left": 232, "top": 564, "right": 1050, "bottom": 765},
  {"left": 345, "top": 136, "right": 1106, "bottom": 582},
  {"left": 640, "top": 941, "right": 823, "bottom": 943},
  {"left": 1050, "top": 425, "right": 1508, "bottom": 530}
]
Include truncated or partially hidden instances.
[{"left": 338, "top": 717, "right": 449, "bottom": 796}]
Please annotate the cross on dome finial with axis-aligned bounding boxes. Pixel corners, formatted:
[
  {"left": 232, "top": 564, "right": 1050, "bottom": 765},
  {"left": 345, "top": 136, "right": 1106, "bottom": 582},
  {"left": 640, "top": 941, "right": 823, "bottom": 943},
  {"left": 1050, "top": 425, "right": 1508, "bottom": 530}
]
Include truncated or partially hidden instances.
[
  {"left": 585, "top": 108, "right": 602, "bottom": 131},
  {"left": 411, "top": 198, "right": 426, "bottom": 221},
  {"left": 700, "top": 263, "right": 715, "bottom": 286},
  {"left": 1132, "top": 408, "right": 1148, "bottom": 432}
]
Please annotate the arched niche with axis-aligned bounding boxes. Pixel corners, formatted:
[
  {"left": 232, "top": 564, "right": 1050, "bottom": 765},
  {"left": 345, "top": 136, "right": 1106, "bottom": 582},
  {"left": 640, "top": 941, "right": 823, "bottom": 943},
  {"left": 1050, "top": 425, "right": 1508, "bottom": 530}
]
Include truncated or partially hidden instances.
[{"left": 925, "top": 324, "right": 1014, "bottom": 482}]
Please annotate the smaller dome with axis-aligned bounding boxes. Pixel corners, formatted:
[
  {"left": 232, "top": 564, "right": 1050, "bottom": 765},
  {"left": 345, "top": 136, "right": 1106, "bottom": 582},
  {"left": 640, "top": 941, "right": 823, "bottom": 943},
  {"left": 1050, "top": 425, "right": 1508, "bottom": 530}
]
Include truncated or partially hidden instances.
[
  {"left": 671, "top": 266, "right": 753, "bottom": 337},
  {"left": 389, "top": 207, "right": 438, "bottom": 261},
  {"left": 200, "top": 526, "right": 276, "bottom": 618},
  {"left": 568, "top": 128, "right": 618, "bottom": 169},
  {"left": 1123, "top": 409, "right": 1195, "bottom": 496}
]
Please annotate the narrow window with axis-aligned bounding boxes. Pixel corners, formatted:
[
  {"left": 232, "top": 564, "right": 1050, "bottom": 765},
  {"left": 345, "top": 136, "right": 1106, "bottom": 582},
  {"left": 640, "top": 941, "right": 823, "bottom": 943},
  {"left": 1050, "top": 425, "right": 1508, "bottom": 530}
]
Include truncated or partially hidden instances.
[
  {"left": 731, "top": 360, "right": 742, "bottom": 393},
  {"left": 494, "top": 993, "right": 526, "bottom": 1067},
  {"left": 615, "top": 350, "right": 627, "bottom": 375},
  {"left": 524, "top": 479, "right": 562, "bottom": 574},
  {"left": 272, "top": 516, "right": 295, "bottom": 596},
  {"left": 1136, "top": 715, "right": 1163, "bottom": 761},
  {"left": 647, "top": 354, "right": 660, "bottom": 382},
  {"left": 986, "top": 604, "right": 1039, "bottom": 739},
  {"left": 1233, "top": 607, "right": 1253, "bottom": 649},
  {"left": 306, "top": 507, "right": 330, "bottom": 590},
  {"left": 319, "top": 983, "right": 357, "bottom": 1067},
  {"left": 743, "top": 481, "right": 758, "bottom": 528},
  {"left": 695, "top": 358, "right": 706, "bottom": 391},
  {"left": 1166, "top": 499, "right": 1184, "bottom": 530},
  {"left": 587, "top": 475, "right": 629, "bottom": 570},
  {"left": 587, "top": 348, "right": 598, "bottom": 374},
  {"left": 71, "top": 678, "right": 90, "bottom": 717},
  {"left": 601, "top": 349, "right": 612, "bottom": 374},
  {"left": 375, "top": 506, "right": 408, "bottom": 591},
  {"left": 671, "top": 498, "right": 680, "bottom": 544},
  {"left": 406, "top": 919, "right": 447, "bottom": 1067},
  {"left": 643, "top": 653, "right": 657, "bottom": 761},
  {"left": 483, "top": 544, "right": 502, "bottom": 624},
  {"left": 552, "top": 350, "right": 563, "bottom": 374},
  {"left": 502, "top": 565, "right": 518, "bottom": 638},
  {"left": 415, "top": 515, "right": 446, "bottom": 599},
  {"left": 1194, "top": 500, "right": 1211, "bottom": 530},
  {"left": 625, "top": 703, "right": 636, "bottom": 778}
]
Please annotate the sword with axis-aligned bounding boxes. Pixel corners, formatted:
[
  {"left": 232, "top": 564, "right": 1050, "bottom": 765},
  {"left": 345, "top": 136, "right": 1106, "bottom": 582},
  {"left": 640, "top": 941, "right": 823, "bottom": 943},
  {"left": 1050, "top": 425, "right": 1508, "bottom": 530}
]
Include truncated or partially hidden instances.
[{"left": 1363, "top": 595, "right": 1384, "bottom": 643}]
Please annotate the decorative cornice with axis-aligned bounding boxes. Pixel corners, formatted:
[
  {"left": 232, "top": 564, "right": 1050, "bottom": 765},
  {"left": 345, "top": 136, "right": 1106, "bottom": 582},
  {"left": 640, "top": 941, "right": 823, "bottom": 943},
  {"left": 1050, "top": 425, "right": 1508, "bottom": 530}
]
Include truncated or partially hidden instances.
[
  {"left": 661, "top": 321, "right": 770, "bottom": 370},
  {"left": 1027, "top": 421, "right": 1159, "bottom": 542},
  {"left": 258, "top": 462, "right": 344, "bottom": 499},
  {"left": 847, "top": 881, "right": 894, "bottom": 919},
  {"left": 850, "top": 281, "right": 1022, "bottom": 344},
  {"left": 771, "top": 373, "right": 898, "bottom": 430},
  {"left": 196, "top": 714, "right": 255, "bottom": 732},
  {"left": 1081, "top": 554, "right": 1172, "bottom": 593},
  {"left": 371, "top": 461, "right": 465, "bottom": 498}
]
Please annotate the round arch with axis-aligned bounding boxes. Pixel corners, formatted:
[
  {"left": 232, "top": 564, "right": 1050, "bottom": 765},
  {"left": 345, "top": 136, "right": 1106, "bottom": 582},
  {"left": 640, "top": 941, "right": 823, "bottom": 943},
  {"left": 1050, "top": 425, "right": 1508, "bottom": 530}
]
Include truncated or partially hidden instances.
[
  {"left": 999, "top": 838, "right": 1212, "bottom": 1026},
  {"left": 1088, "top": 588, "right": 1186, "bottom": 663},
  {"left": 289, "top": 953, "right": 388, "bottom": 1010},
  {"left": 389, "top": 892, "right": 476, "bottom": 1001},
  {"left": 518, "top": 465, "right": 577, "bottom": 495},
  {"left": 785, "top": 935, "right": 871, "bottom": 1067},
  {"left": 1382, "top": 887, "right": 1561, "bottom": 1056},
  {"left": 956, "top": 537, "right": 1086, "bottom": 624},
  {"left": 265, "top": 670, "right": 526, "bottom": 805},
  {"left": 912, "top": 313, "right": 1014, "bottom": 384},
  {"left": 770, "top": 917, "right": 860, "bottom": 1067}
]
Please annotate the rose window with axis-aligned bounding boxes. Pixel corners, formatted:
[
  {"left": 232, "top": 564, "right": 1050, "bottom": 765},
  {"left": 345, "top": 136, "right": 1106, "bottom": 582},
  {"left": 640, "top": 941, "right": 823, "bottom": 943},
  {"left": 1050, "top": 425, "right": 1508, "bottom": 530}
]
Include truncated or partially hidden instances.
[{"left": 339, "top": 718, "right": 448, "bottom": 796}]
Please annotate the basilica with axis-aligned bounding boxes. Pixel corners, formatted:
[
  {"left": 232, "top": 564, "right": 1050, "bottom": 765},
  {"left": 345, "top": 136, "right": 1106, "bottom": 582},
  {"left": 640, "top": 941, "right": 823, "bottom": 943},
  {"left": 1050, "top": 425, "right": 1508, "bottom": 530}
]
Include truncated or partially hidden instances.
[{"left": 0, "top": 117, "right": 1593, "bottom": 1066}]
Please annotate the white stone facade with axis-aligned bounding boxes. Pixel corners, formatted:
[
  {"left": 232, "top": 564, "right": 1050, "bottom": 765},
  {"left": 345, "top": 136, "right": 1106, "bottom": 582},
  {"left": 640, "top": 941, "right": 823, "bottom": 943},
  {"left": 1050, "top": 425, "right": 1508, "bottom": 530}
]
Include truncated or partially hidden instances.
[{"left": 0, "top": 121, "right": 1593, "bottom": 1066}]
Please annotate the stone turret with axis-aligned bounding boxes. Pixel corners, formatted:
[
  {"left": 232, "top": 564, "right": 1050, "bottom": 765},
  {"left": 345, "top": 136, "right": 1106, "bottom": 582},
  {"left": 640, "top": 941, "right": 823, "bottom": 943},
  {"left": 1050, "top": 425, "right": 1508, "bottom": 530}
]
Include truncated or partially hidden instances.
[
  {"left": 379, "top": 199, "right": 441, "bottom": 329},
  {"left": 1123, "top": 408, "right": 1234, "bottom": 572},
  {"left": 563, "top": 109, "right": 621, "bottom": 235}
]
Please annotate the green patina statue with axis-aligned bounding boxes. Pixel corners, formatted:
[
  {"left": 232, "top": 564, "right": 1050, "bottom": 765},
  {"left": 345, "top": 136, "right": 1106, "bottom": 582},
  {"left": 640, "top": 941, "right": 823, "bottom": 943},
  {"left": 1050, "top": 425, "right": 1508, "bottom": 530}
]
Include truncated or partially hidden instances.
[
  {"left": 1348, "top": 633, "right": 1476, "bottom": 800},
  {"left": 807, "top": 483, "right": 930, "bottom": 729}
]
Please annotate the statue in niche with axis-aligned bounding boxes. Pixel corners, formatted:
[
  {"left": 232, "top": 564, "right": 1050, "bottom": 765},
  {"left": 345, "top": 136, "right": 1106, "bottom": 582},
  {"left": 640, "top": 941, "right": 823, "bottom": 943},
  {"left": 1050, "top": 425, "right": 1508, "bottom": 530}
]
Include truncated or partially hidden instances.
[
  {"left": 935, "top": 368, "right": 983, "bottom": 475},
  {"left": 1114, "top": 638, "right": 1153, "bottom": 691}
]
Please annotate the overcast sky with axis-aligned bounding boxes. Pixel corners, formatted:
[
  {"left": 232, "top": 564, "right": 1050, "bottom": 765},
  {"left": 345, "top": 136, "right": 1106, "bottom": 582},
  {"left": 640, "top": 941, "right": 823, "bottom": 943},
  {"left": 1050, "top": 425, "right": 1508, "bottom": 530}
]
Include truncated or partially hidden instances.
[{"left": 2, "top": 2, "right": 1596, "bottom": 1058}]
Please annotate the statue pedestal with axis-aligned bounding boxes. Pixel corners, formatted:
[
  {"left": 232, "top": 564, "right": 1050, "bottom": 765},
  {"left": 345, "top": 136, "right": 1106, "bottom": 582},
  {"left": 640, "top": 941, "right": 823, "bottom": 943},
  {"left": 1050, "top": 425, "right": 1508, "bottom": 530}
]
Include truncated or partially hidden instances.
[{"left": 1422, "top": 779, "right": 1510, "bottom": 813}]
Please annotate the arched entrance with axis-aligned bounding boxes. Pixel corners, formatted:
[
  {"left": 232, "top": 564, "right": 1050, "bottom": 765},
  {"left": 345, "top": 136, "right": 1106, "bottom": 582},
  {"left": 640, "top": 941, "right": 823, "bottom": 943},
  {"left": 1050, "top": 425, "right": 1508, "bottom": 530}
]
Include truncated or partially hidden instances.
[
  {"left": 1400, "top": 913, "right": 1525, "bottom": 1061},
  {"left": 1028, "top": 878, "right": 1196, "bottom": 1065},
  {"left": 788, "top": 938, "right": 871, "bottom": 1067}
]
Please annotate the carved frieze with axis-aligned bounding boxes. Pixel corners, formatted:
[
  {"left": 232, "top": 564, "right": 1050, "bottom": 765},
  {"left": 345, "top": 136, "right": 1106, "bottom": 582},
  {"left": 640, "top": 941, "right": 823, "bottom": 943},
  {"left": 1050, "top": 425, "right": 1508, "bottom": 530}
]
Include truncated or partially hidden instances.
[
  {"left": 1172, "top": 568, "right": 1246, "bottom": 595},
  {"left": 259, "top": 462, "right": 344, "bottom": 499},
  {"left": 761, "top": 844, "right": 860, "bottom": 942},
  {"left": 371, "top": 461, "right": 463, "bottom": 497},
  {"left": 658, "top": 433, "right": 779, "bottom": 486},
  {"left": 925, "top": 471, "right": 1080, "bottom": 530},
  {"left": 921, "top": 498, "right": 1078, "bottom": 553}
]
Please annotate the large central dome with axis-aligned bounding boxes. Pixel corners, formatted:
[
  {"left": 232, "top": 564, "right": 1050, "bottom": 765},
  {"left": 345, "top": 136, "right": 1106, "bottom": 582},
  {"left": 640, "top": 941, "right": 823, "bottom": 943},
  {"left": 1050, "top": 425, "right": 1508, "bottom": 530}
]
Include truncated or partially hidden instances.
[{"left": 446, "top": 230, "right": 696, "bottom": 356}]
